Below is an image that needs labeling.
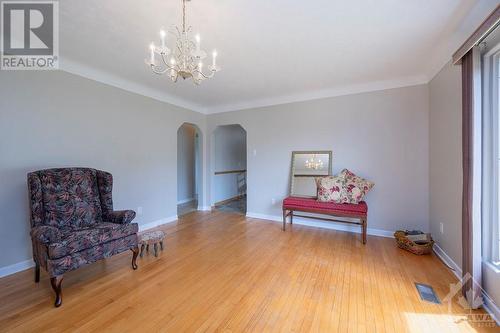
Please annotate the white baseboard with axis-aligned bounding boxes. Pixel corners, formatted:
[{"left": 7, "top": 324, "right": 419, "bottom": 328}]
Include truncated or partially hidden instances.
[
  {"left": 0, "top": 259, "right": 35, "bottom": 278},
  {"left": 139, "top": 215, "right": 178, "bottom": 232},
  {"left": 177, "top": 198, "right": 195, "bottom": 205},
  {"left": 245, "top": 212, "right": 394, "bottom": 238},
  {"left": 483, "top": 293, "right": 500, "bottom": 325},
  {"left": 432, "top": 243, "right": 462, "bottom": 279},
  {"left": 197, "top": 206, "right": 212, "bottom": 211}
]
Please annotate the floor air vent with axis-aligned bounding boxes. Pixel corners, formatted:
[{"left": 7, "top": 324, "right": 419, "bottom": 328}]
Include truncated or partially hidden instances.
[{"left": 415, "top": 283, "right": 441, "bottom": 304}]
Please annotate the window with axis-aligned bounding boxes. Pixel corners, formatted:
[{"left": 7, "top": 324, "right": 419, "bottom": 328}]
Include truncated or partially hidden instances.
[
  {"left": 495, "top": 55, "right": 500, "bottom": 264},
  {"left": 483, "top": 42, "right": 500, "bottom": 266},
  {"left": 495, "top": 54, "right": 500, "bottom": 264}
]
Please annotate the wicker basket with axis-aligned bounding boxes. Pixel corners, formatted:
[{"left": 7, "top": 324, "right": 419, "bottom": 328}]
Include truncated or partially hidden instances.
[{"left": 394, "top": 231, "right": 434, "bottom": 255}]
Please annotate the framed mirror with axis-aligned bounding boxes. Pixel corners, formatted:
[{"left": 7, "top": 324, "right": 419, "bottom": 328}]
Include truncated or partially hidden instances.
[{"left": 290, "top": 151, "right": 332, "bottom": 197}]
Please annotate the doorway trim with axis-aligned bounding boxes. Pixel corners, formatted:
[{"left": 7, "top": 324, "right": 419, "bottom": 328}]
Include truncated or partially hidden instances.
[
  {"left": 177, "top": 122, "right": 204, "bottom": 215},
  {"left": 210, "top": 124, "right": 248, "bottom": 214}
]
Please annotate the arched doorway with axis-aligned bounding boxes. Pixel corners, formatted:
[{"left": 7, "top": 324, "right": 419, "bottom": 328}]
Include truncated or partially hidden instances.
[
  {"left": 177, "top": 123, "right": 202, "bottom": 216},
  {"left": 212, "top": 124, "right": 247, "bottom": 214}
]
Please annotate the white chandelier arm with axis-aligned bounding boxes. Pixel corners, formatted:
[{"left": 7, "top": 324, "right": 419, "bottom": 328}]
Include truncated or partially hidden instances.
[
  {"left": 149, "top": 54, "right": 176, "bottom": 75},
  {"left": 150, "top": 64, "right": 170, "bottom": 75},
  {"left": 160, "top": 53, "right": 174, "bottom": 68},
  {"left": 193, "top": 68, "right": 217, "bottom": 79}
]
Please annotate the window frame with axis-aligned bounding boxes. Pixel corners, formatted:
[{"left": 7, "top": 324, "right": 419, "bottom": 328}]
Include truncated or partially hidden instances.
[
  {"left": 482, "top": 43, "right": 500, "bottom": 266},
  {"left": 493, "top": 52, "right": 499, "bottom": 265}
]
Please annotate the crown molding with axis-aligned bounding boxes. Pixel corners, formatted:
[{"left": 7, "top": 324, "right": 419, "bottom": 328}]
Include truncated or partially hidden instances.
[
  {"left": 59, "top": 58, "right": 428, "bottom": 116},
  {"left": 60, "top": 58, "right": 208, "bottom": 114},
  {"left": 204, "top": 75, "right": 428, "bottom": 114}
]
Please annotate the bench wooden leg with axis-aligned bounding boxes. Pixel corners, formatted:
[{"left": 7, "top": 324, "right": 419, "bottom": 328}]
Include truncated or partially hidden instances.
[
  {"left": 362, "top": 218, "right": 367, "bottom": 245},
  {"left": 282, "top": 209, "right": 287, "bottom": 231}
]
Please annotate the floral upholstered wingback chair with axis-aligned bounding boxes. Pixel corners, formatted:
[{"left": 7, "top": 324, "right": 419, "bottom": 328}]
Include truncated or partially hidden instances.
[{"left": 28, "top": 168, "right": 139, "bottom": 307}]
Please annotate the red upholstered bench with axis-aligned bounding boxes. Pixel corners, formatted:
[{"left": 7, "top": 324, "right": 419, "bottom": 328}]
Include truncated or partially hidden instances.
[{"left": 282, "top": 196, "right": 368, "bottom": 244}]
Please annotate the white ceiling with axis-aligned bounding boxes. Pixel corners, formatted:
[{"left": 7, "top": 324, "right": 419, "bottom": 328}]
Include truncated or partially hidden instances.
[{"left": 59, "top": 0, "right": 498, "bottom": 114}]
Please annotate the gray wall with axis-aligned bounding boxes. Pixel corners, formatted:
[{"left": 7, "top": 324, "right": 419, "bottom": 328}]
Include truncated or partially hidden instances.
[
  {"left": 428, "top": 61, "right": 463, "bottom": 268},
  {"left": 0, "top": 70, "right": 206, "bottom": 268},
  {"left": 0, "top": 71, "right": 434, "bottom": 274},
  {"left": 177, "top": 124, "right": 197, "bottom": 203},
  {"left": 207, "top": 85, "right": 430, "bottom": 233},
  {"left": 429, "top": 60, "right": 500, "bottom": 316},
  {"left": 213, "top": 125, "right": 247, "bottom": 203}
]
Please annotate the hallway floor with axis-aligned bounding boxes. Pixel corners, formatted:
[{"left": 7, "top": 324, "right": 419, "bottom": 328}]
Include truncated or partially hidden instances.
[
  {"left": 177, "top": 200, "right": 198, "bottom": 216},
  {"left": 214, "top": 196, "right": 246, "bottom": 215}
]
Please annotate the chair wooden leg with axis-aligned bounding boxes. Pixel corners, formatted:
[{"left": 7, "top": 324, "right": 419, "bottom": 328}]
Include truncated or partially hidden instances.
[
  {"left": 34, "top": 262, "right": 40, "bottom": 283},
  {"left": 140, "top": 244, "right": 145, "bottom": 258},
  {"left": 160, "top": 241, "right": 164, "bottom": 251},
  {"left": 362, "top": 218, "right": 367, "bottom": 245},
  {"left": 131, "top": 246, "right": 139, "bottom": 270},
  {"left": 153, "top": 243, "right": 158, "bottom": 257},
  {"left": 290, "top": 211, "right": 293, "bottom": 225},
  {"left": 50, "top": 276, "right": 63, "bottom": 307}
]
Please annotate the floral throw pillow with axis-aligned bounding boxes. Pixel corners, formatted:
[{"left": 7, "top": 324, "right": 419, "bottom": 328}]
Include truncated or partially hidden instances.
[
  {"left": 315, "top": 176, "right": 345, "bottom": 203},
  {"left": 339, "top": 169, "right": 374, "bottom": 204}
]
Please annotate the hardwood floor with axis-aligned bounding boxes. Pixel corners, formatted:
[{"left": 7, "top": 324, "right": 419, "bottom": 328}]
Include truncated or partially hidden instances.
[{"left": 0, "top": 211, "right": 498, "bottom": 332}]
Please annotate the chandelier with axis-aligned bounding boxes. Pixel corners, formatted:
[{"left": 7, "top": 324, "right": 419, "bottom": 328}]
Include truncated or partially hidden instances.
[
  {"left": 305, "top": 155, "right": 323, "bottom": 170},
  {"left": 145, "top": 0, "right": 220, "bottom": 85}
]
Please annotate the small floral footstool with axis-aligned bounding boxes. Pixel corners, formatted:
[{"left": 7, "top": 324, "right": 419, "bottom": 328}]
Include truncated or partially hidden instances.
[{"left": 138, "top": 230, "right": 165, "bottom": 257}]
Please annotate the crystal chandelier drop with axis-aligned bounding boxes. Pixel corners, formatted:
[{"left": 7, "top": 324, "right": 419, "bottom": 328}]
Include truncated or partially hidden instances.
[
  {"left": 305, "top": 155, "right": 323, "bottom": 170},
  {"left": 145, "top": 0, "right": 220, "bottom": 85}
]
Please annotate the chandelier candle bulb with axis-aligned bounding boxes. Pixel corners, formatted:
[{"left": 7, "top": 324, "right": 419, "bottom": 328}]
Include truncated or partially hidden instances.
[
  {"left": 149, "top": 43, "right": 155, "bottom": 64},
  {"left": 195, "top": 34, "right": 201, "bottom": 51},
  {"left": 212, "top": 50, "right": 217, "bottom": 67},
  {"left": 170, "top": 58, "right": 176, "bottom": 77},
  {"left": 160, "top": 30, "right": 166, "bottom": 49}
]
